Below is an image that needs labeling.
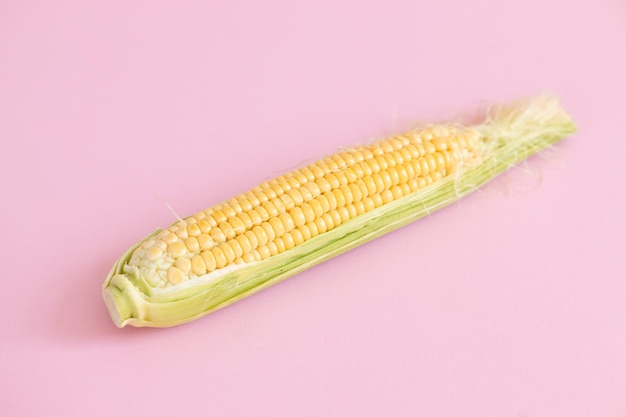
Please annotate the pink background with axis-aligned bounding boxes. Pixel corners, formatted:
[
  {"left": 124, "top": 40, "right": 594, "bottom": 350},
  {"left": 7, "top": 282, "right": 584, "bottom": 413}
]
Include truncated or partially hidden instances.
[{"left": 1, "top": 1, "right": 625, "bottom": 416}]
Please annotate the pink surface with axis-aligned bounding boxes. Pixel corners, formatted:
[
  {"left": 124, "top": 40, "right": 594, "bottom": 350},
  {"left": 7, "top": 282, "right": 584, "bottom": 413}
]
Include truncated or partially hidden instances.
[{"left": 1, "top": 1, "right": 625, "bottom": 416}]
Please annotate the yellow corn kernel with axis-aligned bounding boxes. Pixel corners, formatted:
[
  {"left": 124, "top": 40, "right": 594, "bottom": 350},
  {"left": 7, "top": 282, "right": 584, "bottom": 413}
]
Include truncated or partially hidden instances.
[
  {"left": 146, "top": 246, "right": 163, "bottom": 261},
  {"left": 211, "top": 247, "right": 228, "bottom": 269},
  {"left": 167, "top": 267, "right": 186, "bottom": 284},
  {"left": 167, "top": 241, "right": 187, "bottom": 258},
  {"left": 191, "top": 255, "right": 207, "bottom": 276},
  {"left": 200, "top": 250, "right": 217, "bottom": 272},
  {"left": 175, "top": 258, "right": 192, "bottom": 274}
]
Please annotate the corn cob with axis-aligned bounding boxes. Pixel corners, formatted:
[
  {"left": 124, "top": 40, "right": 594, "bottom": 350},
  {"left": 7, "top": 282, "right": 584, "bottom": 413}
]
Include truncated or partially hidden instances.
[{"left": 103, "top": 94, "right": 576, "bottom": 328}]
